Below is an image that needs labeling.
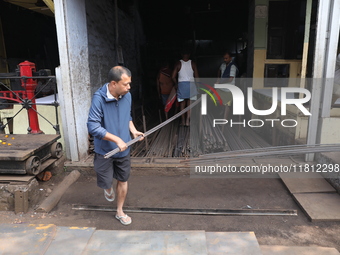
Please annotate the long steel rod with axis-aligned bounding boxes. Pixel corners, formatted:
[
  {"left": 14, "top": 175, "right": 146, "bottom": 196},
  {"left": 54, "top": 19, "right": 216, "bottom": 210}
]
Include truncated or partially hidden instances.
[
  {"left": 72, "top": 204, "right": 297, "bottom": 216},
  {"left": 184, "top": 144, "right": 340, "bottom": 163},
  {"left": 104, "top": 97, "right": 201, "bottom": 158},
  {"left": 199, "top": 143, "right": 340, "bottom": 158}
]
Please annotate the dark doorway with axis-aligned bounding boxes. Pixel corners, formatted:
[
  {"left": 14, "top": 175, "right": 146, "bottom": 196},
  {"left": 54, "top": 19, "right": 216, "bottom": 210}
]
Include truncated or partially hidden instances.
[{"left": 137, "top": 0, "right": 250, "bottom": 101}]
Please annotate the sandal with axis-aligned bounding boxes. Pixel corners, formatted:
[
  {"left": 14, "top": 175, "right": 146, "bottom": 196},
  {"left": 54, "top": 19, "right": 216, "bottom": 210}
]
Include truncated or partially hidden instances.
[
  {"left": 104, "top": 187, "right": 115, "bottom": 202},
  {"left": 115, "top": 214, "right": 132, "bottom": 225}
]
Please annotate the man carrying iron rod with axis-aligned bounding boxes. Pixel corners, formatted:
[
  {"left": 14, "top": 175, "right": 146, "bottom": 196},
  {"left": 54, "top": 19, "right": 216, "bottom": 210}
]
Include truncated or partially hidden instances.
[{"left": 87, "top": 66, "right": 144, "bottom": 225}]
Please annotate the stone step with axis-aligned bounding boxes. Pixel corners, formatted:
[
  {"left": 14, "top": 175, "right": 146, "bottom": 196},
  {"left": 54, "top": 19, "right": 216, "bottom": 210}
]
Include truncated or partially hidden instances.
[
  {"left": 1, "top": 223, "right": 339, "bottom": 254},
  {"left": 0, "top": 223, "right": 262, "bottom": 254},
  {"left": 44, "top": 226, "right": 96, "bottom": 255},
  {"left": 81, "top": 230, "right": 208, "bottom": 255},
  {"left": 205, "top": 231, "right": 262, "bottom": 255},
  {"left": 0, "top": 223, "right": 57, "bottom": 254}
]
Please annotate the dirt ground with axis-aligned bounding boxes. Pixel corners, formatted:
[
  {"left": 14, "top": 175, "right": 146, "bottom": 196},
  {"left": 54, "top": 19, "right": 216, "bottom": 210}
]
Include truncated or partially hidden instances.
[{"left": 0, "top": 168, "right": 340, "bottom": 252}]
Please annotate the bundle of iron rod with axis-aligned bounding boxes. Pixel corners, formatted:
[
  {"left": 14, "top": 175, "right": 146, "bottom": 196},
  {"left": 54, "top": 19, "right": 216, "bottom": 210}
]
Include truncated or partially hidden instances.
[
  {"left": 104, "top": 98, "right": 202, "bottom": 158},
  {"left": 189, "top": 114, "right": 229, "bottom": 155},
  {"left": 129, "top": 117, "right": 275, "bottom": 158},
  {"left": 223, "top": 125, "right": 271, "bottom": 151},
  {"left": 133, "top": 120, "right": 192, "bottom": 158},
  {"left": 131, "top": 116, "right": 231, "bottom": 157},
  {"left": 145, "top": 121, "right": 179, "bottom": 157},
  {"left": 176, "top": 124, "right": 191, "bottom": 157},
  {"left": 182, "top": 143, "right": 340, "bottom": 163},
  {"left": 114, "top": 96, "right": 289, "bottom": 158}
]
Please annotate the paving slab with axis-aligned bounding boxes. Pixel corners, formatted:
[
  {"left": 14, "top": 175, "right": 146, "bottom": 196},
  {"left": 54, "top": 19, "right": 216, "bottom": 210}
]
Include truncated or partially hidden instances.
[
  {"left": 0, "top": 223, "right": 56, "bottom": 254},
  {"left": 44, "top": 226, "right": 96, "bottom": 255},
  {"left": 205, "top": 231, "right": 262, "bottom": 255},
  {"left": 82, "top": 230, "right": 208, "bottom": 255},
  {"left": 261, "top": 245, "right": 340, "bottom": 255},
  {"left": 293, "top": 193, "right": 340, "bottom": 221},
  {"left": 279, "top": 172, "right": 336, "bottom": 193}
]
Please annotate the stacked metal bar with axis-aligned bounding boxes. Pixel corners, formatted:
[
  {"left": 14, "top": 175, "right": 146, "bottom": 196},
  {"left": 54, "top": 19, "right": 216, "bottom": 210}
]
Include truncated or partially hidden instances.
[
  {"left": 128, "top": 100, "right": 281, "bottom": 158},
  {"left": 183, "top": 144, "right": 340, "bottom": 164},
  {"left": 131, "top": 116, "right": 231, "bottom": 157}
]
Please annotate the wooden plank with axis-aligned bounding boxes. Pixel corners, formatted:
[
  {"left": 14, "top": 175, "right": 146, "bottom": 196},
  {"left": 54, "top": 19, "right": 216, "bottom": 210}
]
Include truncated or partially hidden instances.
[
  {"left": 40, "top": 158, "right": 58, "bottom": 171},
  {"left": 153, "top": 158, "right": 184, "bottom": 164}
]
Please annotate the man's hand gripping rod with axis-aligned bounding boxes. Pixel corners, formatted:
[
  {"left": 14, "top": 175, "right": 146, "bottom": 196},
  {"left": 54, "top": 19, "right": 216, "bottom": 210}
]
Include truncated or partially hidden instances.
[{"left": 104, "top": 97, "right": 201, "bottom": 158}]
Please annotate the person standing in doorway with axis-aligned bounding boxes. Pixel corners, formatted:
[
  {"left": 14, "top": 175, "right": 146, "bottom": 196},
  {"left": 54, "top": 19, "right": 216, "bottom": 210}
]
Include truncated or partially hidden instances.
[
  {"left": 216, "top": 51, "right": 239, "bottom": 120},
  {"left": 157, "top": 61, "right": 174, "bottom": 119},
  {"left": 87, "top": 66, "right": 144, "bottom": 226},
  {"left": 172, "top": 50, "right": 199, "bottom": 126}
]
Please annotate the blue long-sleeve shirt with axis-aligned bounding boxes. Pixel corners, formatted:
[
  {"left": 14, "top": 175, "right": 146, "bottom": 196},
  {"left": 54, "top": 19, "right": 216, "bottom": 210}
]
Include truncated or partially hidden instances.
[{"left": 87, "top": 83, "right": 132, "bottom": 158}]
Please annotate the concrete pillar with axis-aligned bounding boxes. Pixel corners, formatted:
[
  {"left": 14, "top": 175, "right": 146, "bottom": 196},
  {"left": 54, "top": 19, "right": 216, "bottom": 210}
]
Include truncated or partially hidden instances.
[
  {"left": 54, "top": 0, "right": 91, "bottom": 161},
  {"left": 306, "top": 0, "right": 340, "bottom": 161},
  {"left": 320, "top": 0, "right": 340, "bottom": 116}
]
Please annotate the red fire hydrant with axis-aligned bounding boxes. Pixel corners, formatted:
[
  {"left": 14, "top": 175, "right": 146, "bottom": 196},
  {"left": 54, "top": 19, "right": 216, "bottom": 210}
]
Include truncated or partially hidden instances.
[{"left": 19, "top": 60, "right": 43, "bottom": 134}]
